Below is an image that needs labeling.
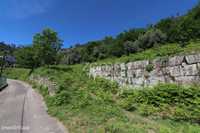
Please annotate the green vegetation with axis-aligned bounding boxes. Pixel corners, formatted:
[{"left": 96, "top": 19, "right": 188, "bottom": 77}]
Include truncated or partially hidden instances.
[
  {"left": 59, "top": 3, "right": 200, "bottom": 65},
  {"left": 0, "top": 42, "right": 16, "bottom": 56},
  {"left": 93, "top": 41, "right": 200, "bottom": 65},
  {"left": 1, "top": 2, "right": 200, "bottom": 133},
  {"left": 14, "top": 28, "right": 63, "bottom": 69},
  {"left": 145, "top": 64, "right": 154, "bottom": 72},
  {"left": 5, "top": 65, "right": 200, "bottom": 133},
  {"left": 119, "top": 84, "right": 200, "bottom": 122}
]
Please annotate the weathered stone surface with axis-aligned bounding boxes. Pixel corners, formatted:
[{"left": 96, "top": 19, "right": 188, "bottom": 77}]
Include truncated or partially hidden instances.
[
  {"left": 113, "top": 64, "right": 121, "bottom": 77},
  {"left": 126, "top": 62, "right": 134, "bottom": 70},
  {"left": 168, "top": 56, "right": 184, "bottom": 67},
  {"left": 120, "top": 63, "right": 127, "bottom": 77},
  {"left": 147, "top": 76, "right": 166, "bottom": 86},
  {"left": 132, "top": 78, "right": 145, "bottom": 86},
  {"left": 153, "top": 57, "right": 168, "bottom": 68},
  {"left": 183, "top": 64, "right": 199, "bottom": 76},
  {"left": 174, "top": 76, "right": 200, "bottom": 84},
  {"left": 130, "top": 60, "right": 149, "bottom": 69},
  {"left": 149, "top": 69, "right": 163, "bottom": 77},
  {"left": 134, "top": 69, "right": 144, "bottom": 78},
  {"left": 127, "top": 69, "right": 135, "bottom": 78},
  {"left": 120, "top": 63, "right": 126, "bottom": 70},
  {"left": 29, "top": 75, "right": 58, "bottom": 96},
  {"left": 89, "top": 54, "right": 200, "bottom": 88},
  {"left": 166, "top": 66, "right": 184, "bottom": 77},
  {"left": 185, "top": 54, "right": 200, "bottom": 64}
]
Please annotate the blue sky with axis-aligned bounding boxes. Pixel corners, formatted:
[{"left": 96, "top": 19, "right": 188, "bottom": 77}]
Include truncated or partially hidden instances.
[{"left": 0, "top": 0, "right": 198, "bottom": 47}]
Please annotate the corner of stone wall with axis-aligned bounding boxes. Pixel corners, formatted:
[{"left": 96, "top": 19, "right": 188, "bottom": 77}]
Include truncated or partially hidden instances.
[{"left": 29, "top": 75, "right": 58, "bottom": 96}]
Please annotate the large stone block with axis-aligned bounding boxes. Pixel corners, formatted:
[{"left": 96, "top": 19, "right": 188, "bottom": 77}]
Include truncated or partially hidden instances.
[
  {"left": 134, "top": 69, "right": 145, "bottom": 78},
  {"left": 166, "top": 66, "right": 184, "bottom": 77},
  {"left": 120, "top": 63, "right": 127, "bottom": 77},
  {"left": 129, "top": 60, "right": 149, "bottom": 69},
  {"left": 127, "top": 69, "right": 136, "bottom": 78},
  {"left": 174, "top": 76, "right": 200, "bottom": 84},
  {"left": 153, "top": 57, "right": 169, "bottom": 68},
  {"left": 183, "top": 64, "right": 199, "bottom": 76},
  {"left": 132, "top": 77, "right": 145, "bottom": 86},
  {"left": 149, "top": 68, "right": 164, "bottom": 77},
  {"left": 126, "top": 62, "right": 134, "bottom": 70},
  {"left": 104, "top": 65, "right": 113, "bottom": 77},
  {"left": 113, "top": 64, "right": 121, "bottom": 77},
  {"left": 153, "top": 56, "right": 184, "bottom": 68},
  {"left": 120, "top": 63, "right": 127, "bottom": 70},
  {"left": 121, "top": 71, "right": 127, "bottom": 77},
  {"left": 127, "top": 77, "right": 133, "bottom": 84},
  {"left": 168, "top": 56, "right": 184, "bottom": 67},
  {"left": 117, "top": 77, "right": 128, "bottom": 85},
  {"left": 185, "top": 54, "right": 200, "bottom": 64},
  {"left": 148, "top": 76, "right": 166, "bottom": 86}
]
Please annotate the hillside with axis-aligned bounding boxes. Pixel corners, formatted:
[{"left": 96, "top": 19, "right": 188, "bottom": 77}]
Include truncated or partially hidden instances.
[
  {"left": 4, "top": 48, "right": 200, "bottom": 133},
  {"left": 59, "top": 3, "right": 200, "bottom": 66},
  {"left": 95, "top": 41, "right": 200, "bottom": 64},
  {"left": 3, "top": 37, "right": 200, "bottom": 133},
  {"left": 1, "top": 2, "right": 200, "bottom": 133}
]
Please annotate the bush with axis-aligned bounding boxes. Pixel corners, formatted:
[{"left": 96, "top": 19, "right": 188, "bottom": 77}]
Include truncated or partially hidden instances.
[
  {"left": 123, "top": 41, "right": 141, "bottom": 55},
  {"left": 119, "top": 84, "right": 200, "bottom": 122},
  {"left": 138, "top": 29, "right": 167, "bottom": 49},
  {"left": 145, "top": 64, "right": 154, "bottom": 72}
]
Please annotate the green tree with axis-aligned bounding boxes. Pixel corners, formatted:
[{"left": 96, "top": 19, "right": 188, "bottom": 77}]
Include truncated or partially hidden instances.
[
  {"left": 33, "top": 28, "right": 63, "bottom": 66},
  {"left": 123, "top": 41, "right": 141, "bottom": 55},
  {"left": 138, "top": 29, "right": 167, "bottom": 49},
  {"left": 14, "top": 47, "right": 37, "bottom": 69}
]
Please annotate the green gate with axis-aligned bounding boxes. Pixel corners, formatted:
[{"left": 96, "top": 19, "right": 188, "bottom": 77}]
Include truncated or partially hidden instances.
[{"left": 0, "top": 76, "right": 7, "bottom": 90}]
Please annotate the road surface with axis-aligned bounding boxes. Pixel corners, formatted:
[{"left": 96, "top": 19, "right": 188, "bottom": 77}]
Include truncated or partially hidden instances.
[{"left": 0, "top": 79, "right": 67, "bottom": 133}]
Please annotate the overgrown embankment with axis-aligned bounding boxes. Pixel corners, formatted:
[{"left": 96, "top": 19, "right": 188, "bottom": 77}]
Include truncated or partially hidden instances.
[{"left": 4, "top": 64, "right": 200, "bottom": 133}]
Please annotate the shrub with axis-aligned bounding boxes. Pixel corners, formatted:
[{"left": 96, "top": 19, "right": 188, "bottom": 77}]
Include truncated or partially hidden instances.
[
  {"left": 123, "top": 41, "right": 141, "bottom": 55},
  {"left": 145, "top": 64, "right": 154, "bottom": 72},
  {"left": 119, "top": 84, "right": 200, "bottom": 122},
  {"left": 138, "top": 29, "right": 167, "bottom": 49}
]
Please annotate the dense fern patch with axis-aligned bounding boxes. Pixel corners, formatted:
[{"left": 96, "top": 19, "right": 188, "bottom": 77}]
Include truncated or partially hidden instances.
[{"left": 119, "top": 84, "right": 200, "bottom": 123}]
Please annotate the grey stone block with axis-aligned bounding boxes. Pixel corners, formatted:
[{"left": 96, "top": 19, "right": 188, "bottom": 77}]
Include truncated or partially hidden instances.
[
  {"left": 185, "top": 54, "right": 200, "bottom": 64},
  {"left": 168, "top": 56, "right": 184, "bottom": 66}
]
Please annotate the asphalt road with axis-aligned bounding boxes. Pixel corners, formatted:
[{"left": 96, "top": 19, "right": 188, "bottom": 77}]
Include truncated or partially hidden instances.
[{"left": 0, "top": 79, "right": 67, "bottom": 133}]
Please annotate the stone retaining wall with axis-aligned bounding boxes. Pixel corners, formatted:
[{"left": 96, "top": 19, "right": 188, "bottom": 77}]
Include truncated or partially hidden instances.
[
  {"left": 89, "top": 54, "right": 200, "bottom": 87},
  {"left": 29, "top": 75, "right": 58, "bottom": 96}
]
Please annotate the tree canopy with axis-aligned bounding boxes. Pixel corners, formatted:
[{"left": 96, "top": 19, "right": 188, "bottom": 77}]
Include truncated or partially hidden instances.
[{"left": 14, "top": 28, "right": 63, "bottom": 68}]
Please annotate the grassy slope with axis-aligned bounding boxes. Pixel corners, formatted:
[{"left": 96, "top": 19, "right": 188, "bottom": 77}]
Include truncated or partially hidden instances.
[
  {"left": 4, "top": 42, "right": 200, "bottom": 133},
  {"left": 5, "top": 65, "right": 200, "bottom": 133},
  {"left": 95, "top": 41, "right": 200, "bottom": 65}
]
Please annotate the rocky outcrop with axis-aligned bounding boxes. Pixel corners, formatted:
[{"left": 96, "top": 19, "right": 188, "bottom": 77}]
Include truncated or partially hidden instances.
[{"left": 89, "top": 54, "right": 200, "bottom": 87}]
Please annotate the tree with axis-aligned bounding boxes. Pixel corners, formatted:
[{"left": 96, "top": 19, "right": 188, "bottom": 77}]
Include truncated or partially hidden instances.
[
  {"left": 65, "top": 49, "right": 82, "bottom": 64},
  {"left": 33, "top": 28, "right": 63, "bottom": 66},
  {"left": 123, "top": 40, "right": 141, "bottom": 55},
  {"left": 116, "top": 28, "right": 146, "bottom": 42},
  {"left": 0, "top": 42, "right": 16, "bottom": 56},
  {"left": 137, "top": 29, "right": 167, "bottom": 49},
  {"left": 14, "top": 46, "right": 37, "bottom": 68}
]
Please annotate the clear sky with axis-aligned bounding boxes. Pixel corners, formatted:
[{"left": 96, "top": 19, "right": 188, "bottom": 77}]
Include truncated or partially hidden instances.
[{"left": 0, "top": 0, "right": 198, "bottom": 47}]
